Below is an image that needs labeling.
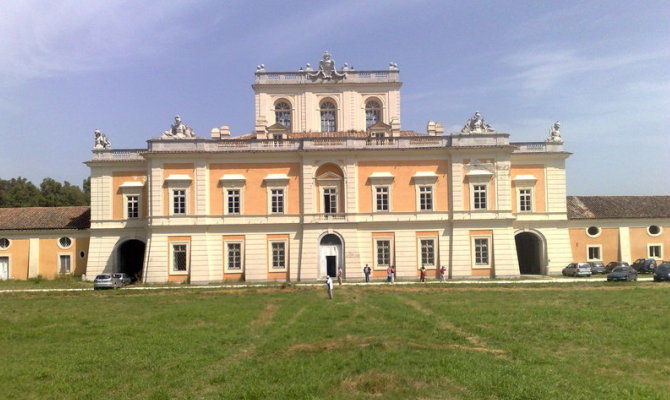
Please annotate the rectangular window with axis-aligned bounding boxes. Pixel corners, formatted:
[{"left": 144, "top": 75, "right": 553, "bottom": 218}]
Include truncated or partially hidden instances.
[
  {"left": 271, "top": 242, "right": 286, "bottom": 270},
  {"left": 324, "top": 188, "right": 338, "bottom": 214},
  {"left": 227, "top": 189, "right": 240, "bottom": 214},
  {"left": 419, "top": 186, "right": 433, "bottom": 211},
  {"left": 127, "top": 195, "right": 139, "bottom": 219},
  {"left": 473, "top": 185, "right": 487, "bottom": 210},
  {"left": 376, "top": 240, "right": 391, "bottom": 267},
  {"left": 0, "top": 256, "right": 9, "bottom": 280},
  {"left": 172, "top": 244, "right": 188, "bottom": 272},
  {"left": 474, "top": 238, "right": 489, "bottom": 265},
  {"left": 271, "top": 189, "right": 285, "bottom": 214},
  {"left": 421, "top": 239, "right": 435, "bottom": 267},
  {"left": 587, "top": 246, "right": 601, "bottom": 261},
  {"left": 375, "top": 186, "right": 389, "bottom": 211},
  {"left": 172, "top": 189, "right": 186, "bottom": 215},
  {"left": 519, "top": 189, "right": 532, "bottom": 212},
  {"left": 226, "top": 243, "right": 242, "bottom": 271},
  {"left": 59, "top": 255, "right": 71, "bottom": 274},
  {"left": 649, "top": 245, "right": 662, "bottom": 259}
]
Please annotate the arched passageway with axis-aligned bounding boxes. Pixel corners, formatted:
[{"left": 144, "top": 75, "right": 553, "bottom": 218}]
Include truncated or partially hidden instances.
[
  {"left": 319, "top": 233, "right": 343, "bottom": 278},
  {"left": 117, "top": 240, "right": 146, "bottom": 281},
  {"left": 515, "top": 232, "right": 544, "bottom": 274}
]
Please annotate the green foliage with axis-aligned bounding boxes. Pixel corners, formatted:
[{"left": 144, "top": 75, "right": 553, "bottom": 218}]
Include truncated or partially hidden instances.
[
  {"left": 0, "top": 177, "right": 89, "bottom": 208},
  {"left": 0, "top": 284, "right": 669, "bottom": 399}
]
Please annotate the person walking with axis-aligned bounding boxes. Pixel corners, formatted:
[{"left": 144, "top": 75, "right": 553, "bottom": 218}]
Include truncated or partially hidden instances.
[
  {"left": 325, "top": 275, "right": 334, "bottom": 299},
  {"left": 386, "top": 265, "right": 393, "bottom": 283},
  {"left": 337, "top": 267, "right": 343, "bottom": 285},
  {"left": 439, "top": 265, "right": 446, "bottom": 282},
  {"left": 363, "top": 264, "right": 372, "bottom": 283},
  {"left": 391, "top": 265, "right": 396, "bottom": 283},
  {"left": 420, "top": 265, "right": 426, "bottom": 282}
]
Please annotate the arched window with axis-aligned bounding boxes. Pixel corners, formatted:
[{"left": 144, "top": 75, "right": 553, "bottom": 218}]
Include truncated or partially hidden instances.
[
  {"left": 274, "top": 101, "right": 292, "bottom": 130},
  {"left": 320, "top": 101, "right": 337, "bottom": 132},
  {"left": 365, "top": 99, "right": 382, "bottom": 128}
]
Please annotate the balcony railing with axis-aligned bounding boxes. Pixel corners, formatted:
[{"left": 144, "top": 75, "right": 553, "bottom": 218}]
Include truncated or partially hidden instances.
[
  {"left": 254, "top": 70, "right": 400, "bottom": 85},
  {"left": 90, "top": 149, "right": 144, "bottom": 161},
  {"left": 512, "top": 142, "right": 564, "bottom": 153}
]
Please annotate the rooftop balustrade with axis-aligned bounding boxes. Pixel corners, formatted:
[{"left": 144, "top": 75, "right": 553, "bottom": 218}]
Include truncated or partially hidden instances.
[{"left": 254, "top": 70, "right": 400, "bottom": 85}]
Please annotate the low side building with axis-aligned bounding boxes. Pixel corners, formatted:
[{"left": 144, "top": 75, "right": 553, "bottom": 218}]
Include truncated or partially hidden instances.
[{"left": 0, "top": 207, "right": 90, "bottom": 279}]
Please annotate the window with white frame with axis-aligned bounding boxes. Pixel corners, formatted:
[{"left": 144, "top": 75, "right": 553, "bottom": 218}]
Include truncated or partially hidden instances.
[
  {"left": 225, "top": 242, "right": 243, "bottom": 272},
  {"left": 365, "top": 99, "right": 382, "bottom": 128},
  {"left": 274, "top": 101, "right": 292, "bottom": 130},
  {"left": 172, "top": 189, "right": 186, "bottom": 215},
  {"left": 171, "top": 243, "right": 188, "bottom": 272},
  {"left": 375, "top": 186, "right": 389, "bottom": 212},
  {"left": 473, "top": 185, "right": 487, "bottom": 210},
  {"left": 127, "top": 195, "right": 139, "bottom": 218},
  {"left": 324, "top": 187, "right": 338, "bottom": 214},
  {"left": 587, "top": 245, "right": 602, "bottom": 261},
  {"left": 473, "top": 238, "right": 490, "bottom": 266},
  {"left": 320, "top": 101, "right": 337, "bottom": 132},
  {"left": 59, "top": 254, "right": 71, "bottom": 274},
  {"left": 518, "top": 188, "right": 532, "bottom": 212},
  {"left": 649, "top": 244, "right": 662, "bottom": 259},
  {"left": 419, "top": 186, "right": 433, "bottom": 211},
  {"left": 271, "top": 189, "right": 285, "bottom": 214},
  {"left": 227, "top": 189, "right": 241, "bottom": 214},
  {"left": 271, "top": 242, "right": 287, "bottom": 270},
  {"left": 420, "top": 239, "right": 435, "bottom": 267},
  {"left": 376, "top": 239, "right": 391, "bottom": 267}
]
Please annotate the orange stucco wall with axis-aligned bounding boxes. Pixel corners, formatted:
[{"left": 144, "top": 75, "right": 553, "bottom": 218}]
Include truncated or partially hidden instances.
[
  {"left": 39, "top": 238, "right": 84, "bottom": 279},
  {"left": 568, "top": 228, "right": 619, "bottom": 262},
  {"left": 163, "top": 164, "right": 195, "bottom": 216},
  {"left": 462, "top": 159, "right": 496, "bottom": 211},
  {"left": 630, "top": 226, "right": 670, "bottom": 260},
  {"left": 510, "top": 164, "right": 546, "bottom": 213},
  {"left": 112, "top": 171, "right": 147, "bottom": 220},
  {"left": 209, "top": 163, "right": 301, "bottom": 215},
  {"left": 358, "top": 160, "right": 449, "bottom": 213},
  {"left": 0, "top": 238, "right": 29, "bottom": 279}
]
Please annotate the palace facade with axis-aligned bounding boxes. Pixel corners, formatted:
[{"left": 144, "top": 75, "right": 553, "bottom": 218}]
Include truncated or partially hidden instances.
[{"left": 1, "top": 53, "right": 668, "bottom": 282}]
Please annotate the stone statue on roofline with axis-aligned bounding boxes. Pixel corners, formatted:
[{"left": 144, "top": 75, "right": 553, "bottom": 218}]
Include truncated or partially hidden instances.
[
  {"left": 546, "top": 121, "right": 563, "bottom": 143},
  {"left": 306, "top": 51, "right": 346, "bottom": 81},
  {"left": 461, "top": 111, "right": 495, "bottom": 133},
  {"left": 162, "top": 115, "right": 195, "bottom": 139},
  {"left": 93, "top": 129, "right": 111, "bottom": 149}
]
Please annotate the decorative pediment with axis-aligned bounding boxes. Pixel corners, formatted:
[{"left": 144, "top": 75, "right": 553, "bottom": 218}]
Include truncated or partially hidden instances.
[
  {"left": 219, "top": 174, "right": 246, "bottom": 183},
  {"left": 412, "top": 171, "right": 438, "bottom": 183},
  {"left": 465, "top": 161, "right": 494, "bottom": 179},
  {"left": 368, "top": 172, "right": 394, "bottom": 183},
  {"left": 263, "top": 173, "right": 290, "bottom": 184},
  {"left": 119, "top": 181, "right": 145, "bottom": 188},
  {"left": 164, "top": 174, "right": 192, "bottom": 182},
  {"left": 316, "top": 171, "right": 343, "bottom": 181}
]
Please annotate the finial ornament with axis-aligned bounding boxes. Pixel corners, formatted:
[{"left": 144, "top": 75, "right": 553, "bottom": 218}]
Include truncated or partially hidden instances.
[
  {"left": 461, "top": 111, "right": 495, "bottom": 133},
  {"left": 93, "top": 129, "right": 111, "bottom": 149},
  {"left": 161, "top": 115, "right": 195, "bottom": 139},
  {"left": 546, "top": 121, "right": 563, "bottom": 143},
  {"left": 306, "top": 51, "right": 346, "bottom": 81}
]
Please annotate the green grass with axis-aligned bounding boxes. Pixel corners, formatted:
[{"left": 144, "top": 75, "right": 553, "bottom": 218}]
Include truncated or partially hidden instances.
[
  {"left": 0, "top": 275, "right": 93, "bottom": 289},
  {"left": 1, "top": 283, "right": 669, "bottom": 399}
]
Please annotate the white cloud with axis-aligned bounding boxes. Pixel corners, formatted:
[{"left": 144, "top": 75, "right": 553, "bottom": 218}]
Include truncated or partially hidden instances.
[{"left": 0, "top": 0, "right": 208, "bottom": 86}]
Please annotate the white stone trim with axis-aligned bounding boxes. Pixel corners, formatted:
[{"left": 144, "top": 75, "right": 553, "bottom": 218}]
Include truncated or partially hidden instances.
[
  {"left": 585, "top": 226, "right": 601, "bottom": 238},
  {"left": 471, "top": 235, "right": 492, "bottom": 269},
  {"left": 164, "top": 174, "right": 192, "bottom": 182},
  {"left": 415, "top": 184, "right": 435, "bottom": 212},
  {"left": 512, "top": 174, "right": 537, "bottom": 182},
  {"left": 372, "top": 184, "right": 392, "bottom": 212},
  {"left": 57, "top": 236, "right": 73, "bottom": 250},
  {"left": 169, "top": 187, "right": 189, "bottom": 216},
  {"left": 118, "top": 181, "right": 145, "bottom": 188},
  {"left": 267, "top": 239, "right": 289, "bottom": 272},
  {"left": 372, "top": 236, "right": 394, "bottom": 270},
  {"left": 223, "top": 239, "right": 245, "bottom": 273},
  {"left": 124, "top": 194, "right": 142, "bottom": 219},
  {"left": 219, "top": 174, "right": 246, "bottom": 183},
  {"left": 0, "top": 237, "right": 12, "bottom": 250},
  {"left": 0, "top": 254, "right": 11, "bottom": 280},
  {"left": 417, "top": 235, "right": 438, "bottom": 269},
  {"left": 470, "top": 182, "right": 489, "bottom": 210},
  {"left": 169, "top": 242, "right": 190, "bottom": 275},
  {"left": 267, "top": 186, "right": 287, "bottom": 215},
  {"left": 516, "top": 187, "right": 534, "bottom": 213},
  {"left": 56, "top": 252, "right": 74, "bottom": 274},
  {"left": 263, "top": 173, "right": 290, "bottom": 183},
  {"left": 647, "top": 225, "right": 663, "bottom": 237}
]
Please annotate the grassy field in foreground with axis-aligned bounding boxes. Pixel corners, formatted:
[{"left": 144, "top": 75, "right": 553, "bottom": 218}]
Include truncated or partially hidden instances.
[{"left": 1, "top": 284, "right": 670, "bottom": 400}]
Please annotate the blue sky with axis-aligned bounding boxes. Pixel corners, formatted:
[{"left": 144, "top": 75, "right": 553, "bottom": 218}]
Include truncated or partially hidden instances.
[{"left": 1, "top": 0, "right": 668, "bottom": 195}]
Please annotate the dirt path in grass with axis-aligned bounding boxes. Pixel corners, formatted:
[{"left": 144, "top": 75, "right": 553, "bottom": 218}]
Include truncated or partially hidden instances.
[{"left": 401, "top": 297, "right": 508, "bottom": 358}]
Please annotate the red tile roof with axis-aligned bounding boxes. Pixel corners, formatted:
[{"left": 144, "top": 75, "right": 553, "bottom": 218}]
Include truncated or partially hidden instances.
[
  {"left": 0, "top": 206, "right": 91, "bottom": 231},
  {"left": 567, "top": 196, "right": 670, "bottom": 219}
]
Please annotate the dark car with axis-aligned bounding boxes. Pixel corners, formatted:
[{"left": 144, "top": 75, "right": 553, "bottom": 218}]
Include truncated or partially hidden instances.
[
  {"left": 631, "top": 258, "right": 657, "bottom": 274},
  {"left": 562, "top": 263, "right": 592, "bottom": 277},
  {"left": 605, "top": 261, "right": 629, "bottom": 273},
  {"left": 588, "top": 261, "right": 607, "bottom": 274},
  {"left": 607, "top": 266, "right": 638, "bottom": 282},
  {"left": 653, "top": 263, "right": 670, "bottom": 282}
]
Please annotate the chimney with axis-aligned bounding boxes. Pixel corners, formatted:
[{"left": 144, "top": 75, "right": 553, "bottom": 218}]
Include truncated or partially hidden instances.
[
  {"left": 435, "top": 122, "right": 444, "bottom": 136},
  {"left": 390, "top": 117, "right": 401, "bottom": 137},
  {"left": 255, "top": 117, "right": 268, "bottom": 139},
  {"left": 427, "top": 121, "right": 436, "bottom": 135},
  {"left": 210, "top": 127, "right": 221, "bottom": 140},
  {"left": 220, "top": 125, "right": 231, "bottom": 138}
]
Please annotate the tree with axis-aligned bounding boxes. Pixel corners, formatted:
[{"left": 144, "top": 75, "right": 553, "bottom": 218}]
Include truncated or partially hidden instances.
[
  {"left": 1, "top": 177, "right": 43, "bottom": 207},
  {"left": 0, "top": 177, "right": 89, "bottom": 208}
]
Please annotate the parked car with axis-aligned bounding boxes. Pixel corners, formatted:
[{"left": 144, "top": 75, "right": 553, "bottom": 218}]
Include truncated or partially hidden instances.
[
  {"left": 631, "top": 258, "right": 657, "bottom": 274},
  {"left": 93, "top": 274, "right": 123, "bottom": 290},
  {"left": 588, "top": 261, "right": 607, "bottom": 274},
  {"left": 605, "top": 261, "right": 629, "bottom": 273},
  {"left": 112, "top": 273, "right": 133, "bottom": 286},
  {"left": 607, "top": 266, "right": 638, "bottom": 281},
  {"left": 653, "top": 262, "right": 670, "bottom": 282},
  {"left": 562, "top": 262, "right": 592, "bottom": 277}
]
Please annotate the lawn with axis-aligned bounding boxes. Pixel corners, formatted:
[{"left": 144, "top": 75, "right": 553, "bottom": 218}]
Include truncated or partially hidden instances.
[{"left": 1, "top": 283, "right": 669, "bottom": 399}]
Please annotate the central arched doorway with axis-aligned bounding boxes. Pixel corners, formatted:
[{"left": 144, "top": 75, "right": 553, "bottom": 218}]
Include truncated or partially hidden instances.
[
  {"left": 515, "top": 231, "right": 545, "bottom": 274},
  {"left": 319, "top": 233, "right": 343, "bottom": 278},
  {"left": 117, "top": 239, "right": 146, "bottom": 281}
]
